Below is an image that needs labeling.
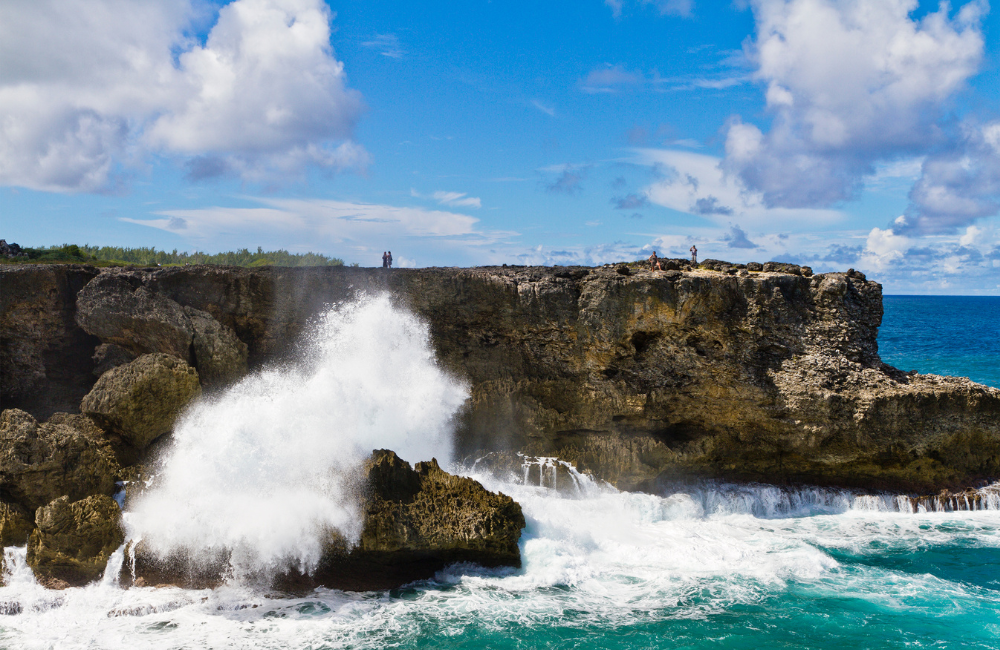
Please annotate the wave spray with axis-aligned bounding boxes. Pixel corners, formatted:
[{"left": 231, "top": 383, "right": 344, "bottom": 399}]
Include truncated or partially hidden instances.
[{"left": 127, "top": 293, "right": 469, "bottom": 579}]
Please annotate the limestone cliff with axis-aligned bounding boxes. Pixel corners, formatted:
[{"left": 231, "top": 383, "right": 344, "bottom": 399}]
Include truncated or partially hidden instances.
[{"left": 2, "top": 263, "right": 998, "bottom": 493}]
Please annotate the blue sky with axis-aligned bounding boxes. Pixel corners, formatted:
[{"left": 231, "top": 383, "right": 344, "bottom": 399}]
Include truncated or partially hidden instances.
[{"left": 2, "top": 0, "right": 999, "bottom": 293}]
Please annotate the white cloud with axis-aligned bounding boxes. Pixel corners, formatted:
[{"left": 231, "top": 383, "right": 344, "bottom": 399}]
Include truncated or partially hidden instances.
[
  {"left": 724, "top": 0, "right": 986, "bottom": 212},
  {"left": 635, "top": 148, "right": 844, "bottom": 228},
  {"left": 431, "top": 191, "right": 482, "bottom": 209},
  {"left": 127, "top": 198, "right": 483, "bottom": 241},
  {"left": 361, "top": 34, "right": 403, "bottom": 59},
  {"left": 531, "top": 100, "right": 556, "bottom": 117},
  {"left": 0, "top": 0, "right": 366, "bottom": 192},
  {"left": 410, "top": 189, "right": 482, "bottom": 209},
  {"left": 905, "top": 119, "right": 1000, "bottom": 233}
]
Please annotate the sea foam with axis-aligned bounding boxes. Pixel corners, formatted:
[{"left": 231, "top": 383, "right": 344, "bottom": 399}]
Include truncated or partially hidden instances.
[{"left": 126, "top": 293, "right": 469, "bottom": 578}]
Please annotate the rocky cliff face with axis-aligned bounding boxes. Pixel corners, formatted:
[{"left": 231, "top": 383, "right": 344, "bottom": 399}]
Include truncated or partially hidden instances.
[{"left": 3, "top": 263, "right": 999, "bottom": 494}]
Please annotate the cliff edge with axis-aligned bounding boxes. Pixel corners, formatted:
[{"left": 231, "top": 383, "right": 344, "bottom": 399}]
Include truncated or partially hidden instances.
[{"left": 3, "top": 263, "right": 998, "bottom": 493}]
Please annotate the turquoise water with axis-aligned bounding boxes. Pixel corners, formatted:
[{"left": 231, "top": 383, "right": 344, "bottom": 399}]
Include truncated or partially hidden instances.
[
  {"left": 1, "top": 296, "right": 999, "bottom": 649},
  {"left": 880, "top": 295, "right": 1000, "bottom": 388}
]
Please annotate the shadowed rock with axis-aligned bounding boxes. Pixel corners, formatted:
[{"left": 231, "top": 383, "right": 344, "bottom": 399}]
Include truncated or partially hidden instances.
[
  {"left": 0, "top": 501, "right": 35, "bottom": 547},
  {"left": 76, "top": 273, "right": 247, "bottom": 386},
  {"left": 27, "top": 494, "right": 123, "bottom": 588},
  {"left": 92, "top": 343, "right": 133, "bottom": 377},
  {"left": 0, "top": 409, "right": 118, "bottom": 511},
  {"left": 81, "top": 354, "right": 201, "bottom": 449}
]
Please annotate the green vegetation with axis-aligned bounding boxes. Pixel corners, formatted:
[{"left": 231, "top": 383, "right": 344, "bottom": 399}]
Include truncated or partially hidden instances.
[{"left": 2, "top": 245, "right": 346, "bottom": 267}]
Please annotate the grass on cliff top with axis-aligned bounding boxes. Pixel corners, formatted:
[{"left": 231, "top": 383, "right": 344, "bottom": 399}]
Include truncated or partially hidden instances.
[{"left": 1, "top": 244, "right": 348, "bottom": 268}]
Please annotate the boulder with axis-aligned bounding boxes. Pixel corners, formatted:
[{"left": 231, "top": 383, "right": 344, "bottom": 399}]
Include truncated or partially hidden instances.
[
  {"left": 75, "top": 273, "right": 247, "bottom": 386},
  {"left": 0, "top": 501, "right": 35, "bottom": 547},
  {"left": 81, "top": 354, "right": 201, "bottom": 449},
  {"left": 76, "top": 274, "right": 192, "bottom": 360},
  {"left": 27, "top": 494, "right": 124, "bottom": 587},
  {"left": 0, "top": 409, "right": 118, "bottom": 511},
  {"left": 126, "top": 450, "right": 525, "bottom": 591}
]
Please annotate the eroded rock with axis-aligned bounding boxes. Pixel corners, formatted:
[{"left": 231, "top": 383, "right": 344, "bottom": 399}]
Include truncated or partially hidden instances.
[
  {"left": 126, "top": 450, "right": 525, "bottom": 591},
  {"left": 0, "top": 409, "right": 118, "bottom": 511},
  {"left": 27, "top": 495, "right": 123, "bottom": 587},
  {"left": 76, "top": 273, "right": 247, "bottom": 386},
  {"left": 81, "top": 354, "right": 201, "bottom": 449}
]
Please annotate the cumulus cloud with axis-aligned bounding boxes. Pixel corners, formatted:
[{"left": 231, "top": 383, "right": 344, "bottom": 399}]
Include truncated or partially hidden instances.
[
  {"left": 0, "top": 0, "right": 366, "bottom": 192},
  {"left": 636, "top": 148, "right": 843, "bottom": 228},
  {"left": 904, "top": 120, "right": 1000, "bottom": 233},
  {"left": 724, "top": 0, "right": 986, "bottom": 216},
  {"left": 724, "top": 224, "right": 758, "bottom": 249}
]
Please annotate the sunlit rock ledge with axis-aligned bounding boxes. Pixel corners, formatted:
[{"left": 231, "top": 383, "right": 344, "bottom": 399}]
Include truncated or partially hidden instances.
[{"left": 2, "top": 261, "right": 999, "bottom": 494}]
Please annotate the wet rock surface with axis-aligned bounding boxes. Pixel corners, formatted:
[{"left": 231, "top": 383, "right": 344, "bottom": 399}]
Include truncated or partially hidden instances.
[
  {"left": 306, "top": 449, "right": 524, "bottom": 590},
  {"left": 80, "top": 354, "right": 201, "bottom": 450},
  {"left": 26, "top": 494, "right": 124, "bottom": 588},
  {"left": 0, "top": 409, "right": 118, "bottom": 511}
]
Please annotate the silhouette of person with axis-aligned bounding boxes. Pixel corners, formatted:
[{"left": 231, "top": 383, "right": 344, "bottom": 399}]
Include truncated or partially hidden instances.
[
  {"left": 690, "top": 245, "right": 698, "bottom": 264},
  {"left": 382, "top": 251, "right": 388, "bottom": 268},
  {"left": 387, "top": 251, "right": 393, "bottom": 268},
  {"left": 648, "top": 251, "right": 662, "bottom": 271}
]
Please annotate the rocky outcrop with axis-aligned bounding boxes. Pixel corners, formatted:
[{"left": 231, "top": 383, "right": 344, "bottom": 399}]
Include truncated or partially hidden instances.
[
  {"left": 0, "top": 409, "right": 118, "bottom": 511},
  {"left": 81, "top": 354, "right": 201, "bottom": 449},
  {"left": 75, "top": 273, "right": 247, "bottom": 386},
  {"left": 306, "top": 450, "right": 524, "bottom": 590},
  {"left": 27, "top": 494, "right": 124, "bottom": 588},
  {"left": 126, "top": 450, "right": 525, "bottom": 591},
  {"left": 3, "top": 263, "right": 1000, "bottom": 493}
]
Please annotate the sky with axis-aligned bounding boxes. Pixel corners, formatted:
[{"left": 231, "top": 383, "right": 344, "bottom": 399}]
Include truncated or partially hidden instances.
[{"left": 1, "top": 0, "right": 999, "bottom": 294}]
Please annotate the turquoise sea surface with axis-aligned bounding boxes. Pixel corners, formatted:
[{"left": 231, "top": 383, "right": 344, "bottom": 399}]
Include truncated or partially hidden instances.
[
  {"left": 1, "top": 294, "right": 998, "bottom": 649},
  {"left": 880, "top": 295, "right": 1000, "bottom": 388}
]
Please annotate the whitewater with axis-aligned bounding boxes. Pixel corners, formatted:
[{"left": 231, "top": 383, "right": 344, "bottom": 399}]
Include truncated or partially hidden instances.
[{"left": 2, "top": 294, "right": 999, "bottom": 649}]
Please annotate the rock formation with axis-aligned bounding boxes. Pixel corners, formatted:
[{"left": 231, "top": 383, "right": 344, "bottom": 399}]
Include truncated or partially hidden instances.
[
  {"left": 81, "top": 353, "right": 201, "bottom": 449},
  {"left": 125, "top": 450, "right": 525, "bottom": 591},
  {"left": 75, "top": 272, "right": 247, "bottom": 386},
  {"left": 27, "top": 494, "right": 124, "bottom": 588},
  {"left": 0, "top": 409, "right": 118, "bottom": 511},
  {"left": 2, "top": 263, "right": 999, "bottom": 494}
]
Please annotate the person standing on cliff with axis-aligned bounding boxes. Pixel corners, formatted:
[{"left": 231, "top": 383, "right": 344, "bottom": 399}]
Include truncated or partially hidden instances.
[
  {"left": 690, "top": 245, "right": 697, "bottom": 265},
  {"left": 382, "top": 251, "right": 388, "bottom": 268},
  {"left": 387, "top": 251, "right": 393, "bottom": 268},
  {"left": 648, "top": 251, "right": 662, "bottom": 271}
]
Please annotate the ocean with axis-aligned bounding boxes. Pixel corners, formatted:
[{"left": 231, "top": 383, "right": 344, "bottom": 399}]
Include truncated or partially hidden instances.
[{"left": 1, "top": 294, "right": 998, "bottom": 650}]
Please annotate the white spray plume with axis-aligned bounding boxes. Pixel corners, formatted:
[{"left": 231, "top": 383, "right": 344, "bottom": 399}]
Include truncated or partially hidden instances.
[{"left": 127, "top": 293, "right": 469, "bottom": 576}]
